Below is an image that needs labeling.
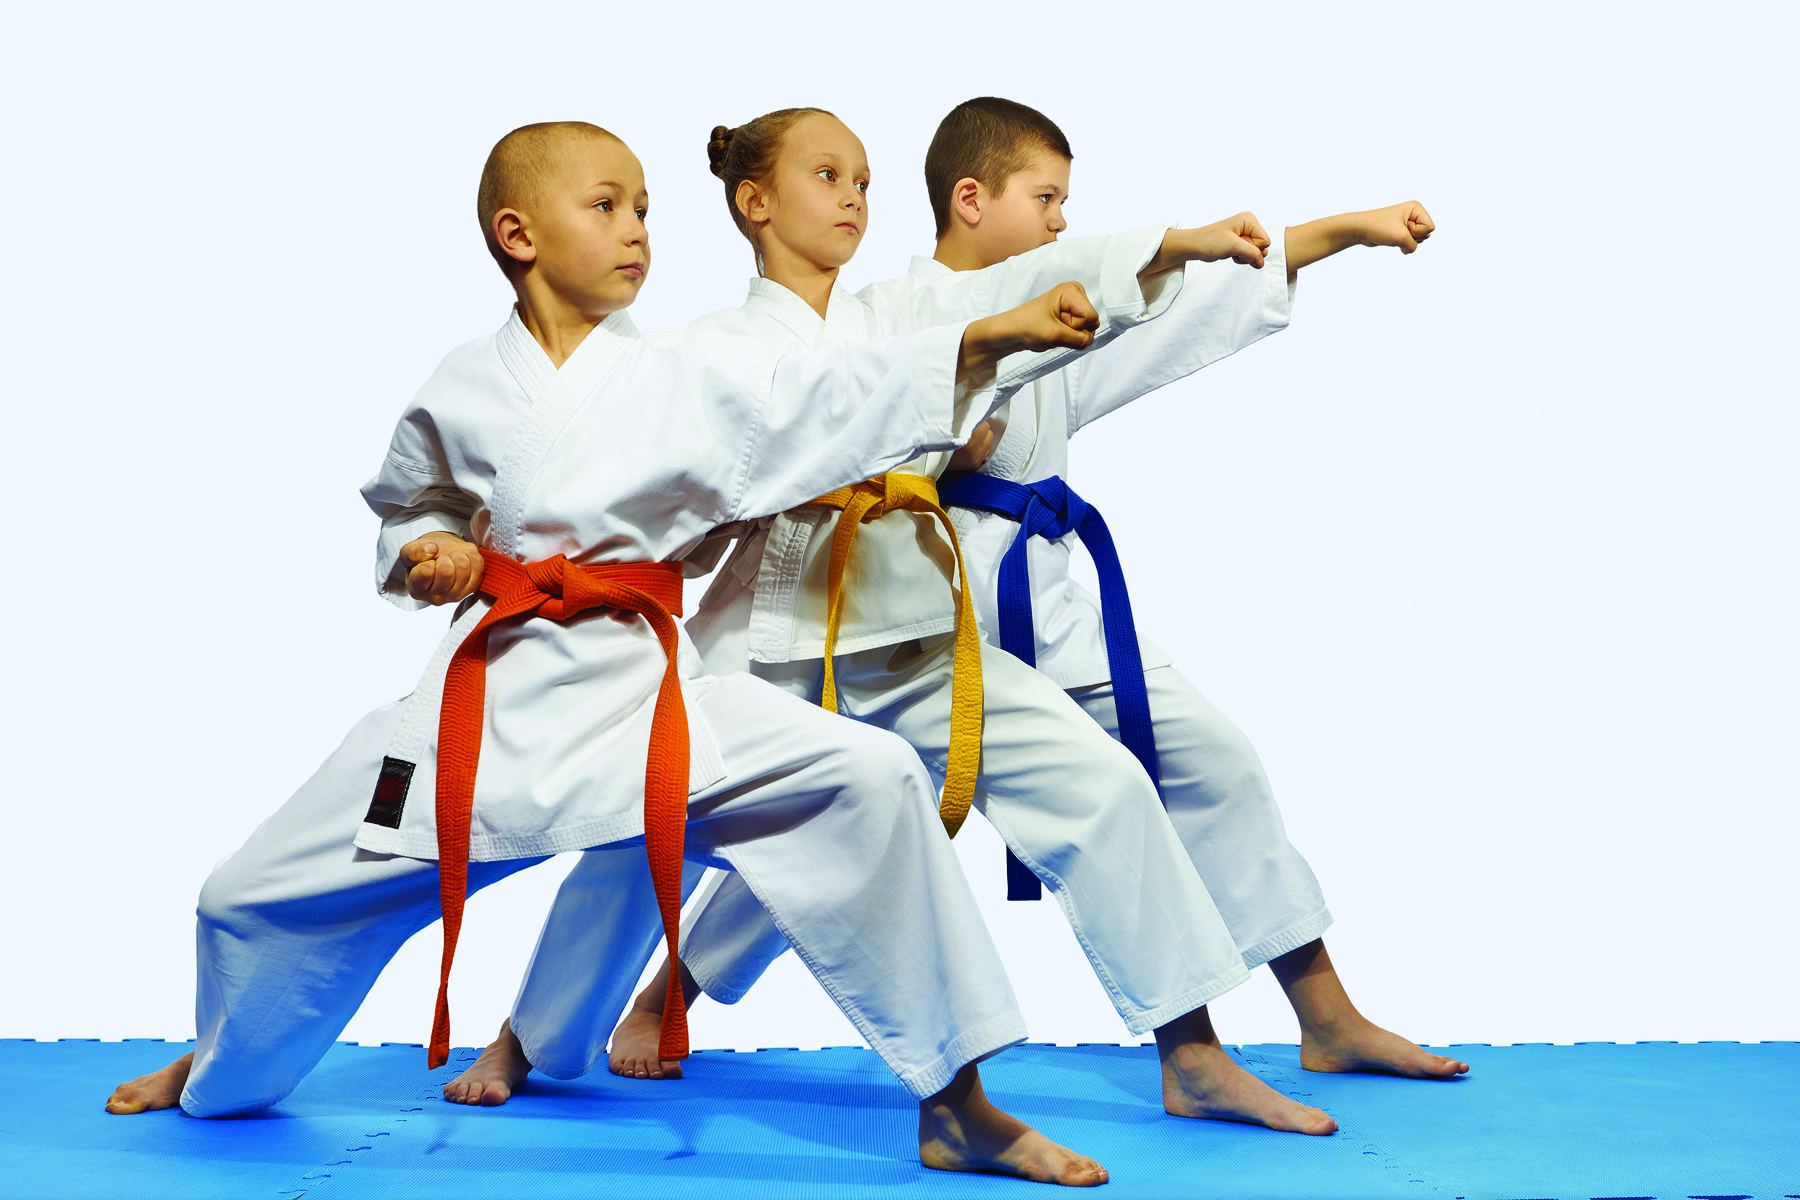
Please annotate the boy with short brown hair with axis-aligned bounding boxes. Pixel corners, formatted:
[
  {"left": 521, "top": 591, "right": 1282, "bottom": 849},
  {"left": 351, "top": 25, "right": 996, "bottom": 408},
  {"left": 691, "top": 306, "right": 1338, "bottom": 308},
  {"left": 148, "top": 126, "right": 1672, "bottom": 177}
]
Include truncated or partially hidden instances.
[{"left": 925, "top": 95, "right": 1461, "bottom": 1089}]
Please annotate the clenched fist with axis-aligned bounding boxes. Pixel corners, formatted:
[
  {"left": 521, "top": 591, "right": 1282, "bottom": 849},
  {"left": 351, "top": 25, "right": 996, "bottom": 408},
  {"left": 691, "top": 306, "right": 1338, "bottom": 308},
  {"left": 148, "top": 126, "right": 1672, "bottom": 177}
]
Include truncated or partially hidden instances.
[{"left": 400, "top": 531, "right": 485, "bottom": 605}]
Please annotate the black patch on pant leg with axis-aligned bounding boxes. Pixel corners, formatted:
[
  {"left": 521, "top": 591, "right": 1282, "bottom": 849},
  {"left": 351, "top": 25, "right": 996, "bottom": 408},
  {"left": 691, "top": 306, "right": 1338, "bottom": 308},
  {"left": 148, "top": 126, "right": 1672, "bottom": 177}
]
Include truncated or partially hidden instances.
[{"left": 365, "top": 757, "right": 416, "bottom": 828}]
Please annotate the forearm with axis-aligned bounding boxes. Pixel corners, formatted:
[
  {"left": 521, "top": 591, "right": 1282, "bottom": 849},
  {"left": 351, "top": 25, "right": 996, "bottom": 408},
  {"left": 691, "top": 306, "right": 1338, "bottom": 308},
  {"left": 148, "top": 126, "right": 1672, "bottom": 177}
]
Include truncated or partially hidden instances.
[
  {"left": 1140, "top": 228, "right": 1204, "bottom": 279},
  {"left": 956, "top": 313, "right": 1026, "bottom": 384},
  {"left": 1283, "top": 212, "right": 1367, "bottom": 278}
]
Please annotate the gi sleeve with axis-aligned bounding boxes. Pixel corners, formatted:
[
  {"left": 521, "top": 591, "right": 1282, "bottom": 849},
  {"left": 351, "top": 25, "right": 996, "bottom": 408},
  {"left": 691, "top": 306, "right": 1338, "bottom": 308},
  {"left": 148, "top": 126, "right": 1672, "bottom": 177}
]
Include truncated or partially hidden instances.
[
  {"left": 715, "top": 324, "right": 1002, "bottom": 521},
  {"left": 1065, "top": 232, "right": 1296, "bottom": 433},
  {"left": 360, "top": 417, "right": 481, "bottom": 611},
  {"left": 903, "top": 225, "right": 1184, "bottom": 334}
]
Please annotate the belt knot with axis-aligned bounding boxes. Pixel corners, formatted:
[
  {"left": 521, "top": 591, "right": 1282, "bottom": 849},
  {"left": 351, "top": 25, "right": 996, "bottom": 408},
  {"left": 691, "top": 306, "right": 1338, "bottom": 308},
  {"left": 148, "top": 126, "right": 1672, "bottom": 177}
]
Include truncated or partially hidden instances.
[
  {"left": 523, "top": 555, "right": 570, "bottom": 597},
  {"left": 1024, "top": 477, "right": 1087, "bottom": 540}
]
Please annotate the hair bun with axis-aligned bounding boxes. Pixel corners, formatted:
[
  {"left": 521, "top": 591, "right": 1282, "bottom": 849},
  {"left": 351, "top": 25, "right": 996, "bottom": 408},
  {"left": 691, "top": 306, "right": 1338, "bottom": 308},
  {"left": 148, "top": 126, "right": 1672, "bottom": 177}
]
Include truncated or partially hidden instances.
[{"left": 706, "top": 125, "right": 736, "bottom": 178}]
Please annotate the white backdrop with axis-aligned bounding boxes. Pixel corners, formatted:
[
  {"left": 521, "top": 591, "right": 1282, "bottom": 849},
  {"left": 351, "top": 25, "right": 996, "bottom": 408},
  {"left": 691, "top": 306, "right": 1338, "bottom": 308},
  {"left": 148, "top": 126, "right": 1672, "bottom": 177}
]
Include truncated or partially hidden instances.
[{"left": 2, "top": 1, "right": 1793, "bottom": 1058}]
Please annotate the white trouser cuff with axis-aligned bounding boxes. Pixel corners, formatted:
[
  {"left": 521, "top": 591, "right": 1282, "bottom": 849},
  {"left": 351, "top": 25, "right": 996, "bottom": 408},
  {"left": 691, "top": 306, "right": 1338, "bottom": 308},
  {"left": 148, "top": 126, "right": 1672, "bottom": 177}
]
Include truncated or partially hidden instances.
[
  {"left": 894, "top": 1010, "right": 1030, "bottom": 1100},
  {"left": 1240, "top": 907, "right": 1335, "bottom": 972},
  {"left": 1121, "top": 960, "right": 1253, "bottom": 1038},
  {"left": 682, "top": 947, "right": 754, "bottom": 1006}
]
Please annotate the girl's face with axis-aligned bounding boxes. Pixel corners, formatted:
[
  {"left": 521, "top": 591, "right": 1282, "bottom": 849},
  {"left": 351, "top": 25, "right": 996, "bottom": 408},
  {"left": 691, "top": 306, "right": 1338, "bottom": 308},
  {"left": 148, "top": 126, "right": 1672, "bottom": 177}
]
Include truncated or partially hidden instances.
[{"left": 742, "top": 113, "right": 870, "bottom": 272}]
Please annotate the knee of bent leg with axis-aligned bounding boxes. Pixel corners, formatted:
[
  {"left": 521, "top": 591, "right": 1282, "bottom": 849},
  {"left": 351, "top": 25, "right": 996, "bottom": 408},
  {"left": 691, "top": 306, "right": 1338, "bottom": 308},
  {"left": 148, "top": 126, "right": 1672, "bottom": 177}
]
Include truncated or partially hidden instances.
[
  {"left": 195, "top": 859, "right": 265, "bottom": 933},
  {"left": 830, "top": 723, "right": 936, "bottom": 809}
]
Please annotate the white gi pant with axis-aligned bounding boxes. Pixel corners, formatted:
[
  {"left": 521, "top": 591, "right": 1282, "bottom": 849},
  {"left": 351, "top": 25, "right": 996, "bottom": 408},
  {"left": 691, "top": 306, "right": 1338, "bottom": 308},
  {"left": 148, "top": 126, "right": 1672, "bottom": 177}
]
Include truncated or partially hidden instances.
[
  {"left": 656, "top": 635, "right": 1253, "bottom": 1038},
  {"left": 1068, "top": 665, "right": 1332, "bottom": 969},
  {"left": 180, "top": 672, "right": 1026, "bottom": 1117}
]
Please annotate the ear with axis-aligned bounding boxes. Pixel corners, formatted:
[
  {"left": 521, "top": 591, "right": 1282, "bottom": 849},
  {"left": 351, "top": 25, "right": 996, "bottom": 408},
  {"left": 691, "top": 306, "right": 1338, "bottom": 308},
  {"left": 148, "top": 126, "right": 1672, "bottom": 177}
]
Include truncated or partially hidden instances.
[
  {"left": 949, "top": 177, "right": 984, "bottom": 230},
  {"left": 735, "top": 178, "right": 770, "bottom": 226},
  {"left": 493, "top": 208, "right": 536, "bottom": 267}
]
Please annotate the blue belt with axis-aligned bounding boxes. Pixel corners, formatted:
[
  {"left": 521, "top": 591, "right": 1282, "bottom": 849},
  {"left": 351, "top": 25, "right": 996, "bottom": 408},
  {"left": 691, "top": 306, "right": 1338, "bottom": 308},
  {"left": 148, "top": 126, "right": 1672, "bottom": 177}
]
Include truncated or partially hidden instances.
[{"left": 939, "top": 472, "right": 1160, "bottom": 901}]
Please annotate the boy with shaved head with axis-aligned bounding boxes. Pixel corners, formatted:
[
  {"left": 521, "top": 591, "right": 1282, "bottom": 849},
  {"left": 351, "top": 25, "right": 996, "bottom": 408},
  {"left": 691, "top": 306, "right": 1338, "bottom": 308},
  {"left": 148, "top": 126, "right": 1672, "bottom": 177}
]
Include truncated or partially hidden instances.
[{"left": 105, "top": 119, "right": 1139, "bottom": 1185}]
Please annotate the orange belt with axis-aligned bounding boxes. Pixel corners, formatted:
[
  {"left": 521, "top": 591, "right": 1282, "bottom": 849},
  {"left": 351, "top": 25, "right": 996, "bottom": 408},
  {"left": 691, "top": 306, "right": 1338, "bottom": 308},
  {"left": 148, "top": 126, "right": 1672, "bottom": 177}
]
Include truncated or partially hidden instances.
[
  {"left": 428, "top": 548, "right": 689, "bottom": 1070},
  {"left": 808, "top": 474, "right": 983, "bottom": 837}
]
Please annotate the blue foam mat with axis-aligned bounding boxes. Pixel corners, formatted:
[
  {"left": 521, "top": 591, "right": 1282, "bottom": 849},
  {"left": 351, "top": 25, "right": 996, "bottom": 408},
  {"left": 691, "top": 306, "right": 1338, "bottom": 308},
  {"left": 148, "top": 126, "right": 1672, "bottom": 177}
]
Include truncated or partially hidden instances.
[{"left": 1, "top": 1039, "right": 1795, "bottom": 1199}]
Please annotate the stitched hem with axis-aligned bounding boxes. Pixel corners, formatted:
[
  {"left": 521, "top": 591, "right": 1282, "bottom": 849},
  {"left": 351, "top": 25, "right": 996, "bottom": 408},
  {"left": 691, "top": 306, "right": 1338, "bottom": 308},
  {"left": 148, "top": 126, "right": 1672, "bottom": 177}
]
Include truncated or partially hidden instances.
[
  {"left": 353, "top": 810, "right": 646, "bottom": 862},
  {"left": 893, "top": 1010, "right": 1029, "bottom": 1101},
  {"left": 1122, "top": 961, "right": 1253, "bottom": 1037},
  {"left": 682, "top": 947, "right": 755, "bottom": 1006},
  {"left": 1240, "top": 907, "right": 1334, "bottom": 971},
  {"left": 508, "top": 1020, "right": 598, "bottom": 1082},
  {"left": 723, "top": 859, "right": 1023, "bottom": 1099}
]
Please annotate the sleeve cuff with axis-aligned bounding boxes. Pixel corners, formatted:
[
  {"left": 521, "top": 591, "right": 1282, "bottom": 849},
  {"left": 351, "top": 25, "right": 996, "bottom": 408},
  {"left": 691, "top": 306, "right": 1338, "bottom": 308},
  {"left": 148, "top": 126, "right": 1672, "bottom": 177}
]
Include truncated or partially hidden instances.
[
  {"left": 1097, "top": 222, "right": 1184, "bottom": 326},
  {"left": 376, "top": 511, "right": 474, "bottom": 609}
]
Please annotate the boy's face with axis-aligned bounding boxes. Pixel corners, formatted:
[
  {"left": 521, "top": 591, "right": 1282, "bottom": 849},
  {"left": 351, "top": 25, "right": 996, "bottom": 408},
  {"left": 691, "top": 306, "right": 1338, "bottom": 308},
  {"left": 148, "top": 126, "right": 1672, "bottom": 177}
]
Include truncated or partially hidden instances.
[
  {"left": 752, "top": 113, "right": 870, "bottom": 270},
  {"left": 974, "top": 150, "right": 1071, "bottom": 264},
  {"left": 521, "top": 137, "right": 651, "bottom": 315}
]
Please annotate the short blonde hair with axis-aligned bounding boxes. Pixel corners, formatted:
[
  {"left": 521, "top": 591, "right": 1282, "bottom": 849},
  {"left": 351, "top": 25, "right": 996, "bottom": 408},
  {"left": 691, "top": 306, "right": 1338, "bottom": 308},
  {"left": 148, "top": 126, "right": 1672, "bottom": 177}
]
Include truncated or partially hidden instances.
[{"left": 477, "top": 121, "right": 620, "bottom": 278}]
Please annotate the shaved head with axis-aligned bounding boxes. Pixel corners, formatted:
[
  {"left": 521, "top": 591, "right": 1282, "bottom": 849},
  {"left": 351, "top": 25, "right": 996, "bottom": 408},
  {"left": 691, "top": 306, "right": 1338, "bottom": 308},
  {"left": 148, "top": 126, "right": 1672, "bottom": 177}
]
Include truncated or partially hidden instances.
[{"left": 478, "top": 121, "right": 622, "bottom": 277}]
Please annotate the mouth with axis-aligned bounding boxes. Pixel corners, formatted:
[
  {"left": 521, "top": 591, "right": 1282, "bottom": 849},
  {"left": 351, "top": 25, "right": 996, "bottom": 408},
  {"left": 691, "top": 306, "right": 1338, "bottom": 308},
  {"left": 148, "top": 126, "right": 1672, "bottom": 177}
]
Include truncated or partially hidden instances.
[
  {"left": 619, "top": 263, "right": 645, "bottom": 279},
  {"left": 837, "top": 223, "right": 860, "bottom": 235}
]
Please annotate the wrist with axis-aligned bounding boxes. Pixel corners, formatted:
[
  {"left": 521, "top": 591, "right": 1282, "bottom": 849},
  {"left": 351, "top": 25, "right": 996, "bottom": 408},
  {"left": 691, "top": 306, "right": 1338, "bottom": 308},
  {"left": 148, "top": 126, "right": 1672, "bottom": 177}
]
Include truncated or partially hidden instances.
[
  {"left": 970, "top": 312, "right": 1025, "bottom": 359},
  {"left": 1166, "top": 226, "right": 1205, "bottom": 265}
]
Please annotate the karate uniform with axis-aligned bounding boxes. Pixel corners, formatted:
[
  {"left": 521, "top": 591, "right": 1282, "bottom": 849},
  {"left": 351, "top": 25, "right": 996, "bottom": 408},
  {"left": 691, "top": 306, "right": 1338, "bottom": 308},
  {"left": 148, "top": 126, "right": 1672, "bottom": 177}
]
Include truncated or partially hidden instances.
[
  {"left": 179, "top": 309, "right": 1037, "bottom": 1117},
  {"left": 494, "top": 230, "right": 1263, "bottom": 1059},
  {"left": 942, "top": 237, "right": 1334, "bottom": 966}
]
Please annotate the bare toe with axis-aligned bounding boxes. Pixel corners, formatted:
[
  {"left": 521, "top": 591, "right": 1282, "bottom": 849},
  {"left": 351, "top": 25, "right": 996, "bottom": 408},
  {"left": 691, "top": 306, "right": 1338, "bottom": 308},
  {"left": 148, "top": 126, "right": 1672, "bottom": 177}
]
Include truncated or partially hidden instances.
[
  {"left": 919, "top": 1065, "right": 1108, "bottom": 1186},
  {"left": 1302, "top": 1021, "right": 1470, "bottom": 1080},
  {"left": 1162, "top": 1042, "right": 1337, "bottom": 1135},
  {"left": 443, "top": 1022, "right": 532, "bottom": 1106},
  {"left": 607, "top": 1008, "right": 683, "bottom": 1081},
  {"left": 105, "top": 1053, "right": 193, "bottom": 1115}
]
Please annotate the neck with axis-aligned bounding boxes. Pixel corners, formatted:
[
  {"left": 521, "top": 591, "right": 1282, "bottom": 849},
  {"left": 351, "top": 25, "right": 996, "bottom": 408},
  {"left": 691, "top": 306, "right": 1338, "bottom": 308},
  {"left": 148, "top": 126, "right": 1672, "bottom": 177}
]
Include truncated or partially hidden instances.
[
  {"left": 756, "top": 240, "right": 839, "bottom": 319},
  {"left": 931, "top": 229, "right": 997, "bottom": 273},
  {"left": 513, "top": 275, "right": 614, "bottom": 367}
]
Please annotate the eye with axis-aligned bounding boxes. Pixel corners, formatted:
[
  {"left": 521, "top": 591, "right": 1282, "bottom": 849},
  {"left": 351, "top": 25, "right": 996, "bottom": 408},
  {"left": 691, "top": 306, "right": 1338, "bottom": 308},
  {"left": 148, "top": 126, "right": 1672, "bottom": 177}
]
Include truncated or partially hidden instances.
[
  {"left": 1038, "top": 194, "right": 1054, "bottom": 205},
  {"left": 817, "top": 168, "right": 836, "bottom": 183},
  {"left": 855, "top": 180, "right": 868, "bottom": 194},
  {"left": 596, "top": 198, "right": 613, "bottom": 212},
  {"left": 636, "top": 207, "right": 648, "bottom": 220}
]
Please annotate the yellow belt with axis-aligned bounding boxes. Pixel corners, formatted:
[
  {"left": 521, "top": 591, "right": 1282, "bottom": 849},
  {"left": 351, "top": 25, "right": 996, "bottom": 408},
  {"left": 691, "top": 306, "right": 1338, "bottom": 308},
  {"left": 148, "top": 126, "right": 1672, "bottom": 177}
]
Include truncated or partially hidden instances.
[{"left": 808, "top": 474, "right": 982, "bottom": 837}]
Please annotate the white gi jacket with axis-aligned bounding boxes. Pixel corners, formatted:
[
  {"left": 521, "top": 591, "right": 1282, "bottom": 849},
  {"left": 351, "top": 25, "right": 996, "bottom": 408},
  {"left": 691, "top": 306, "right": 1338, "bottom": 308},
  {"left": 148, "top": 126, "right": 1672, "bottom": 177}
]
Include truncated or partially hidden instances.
[
  {"left": 682, "top": 228, "right": 1185, "bottom": 671},
  {"left": 943, "top": 241, "right": 1297, "bottom": 688},
  {"left": 355, "top": 309, "right": 1014, "bottom": 862}
]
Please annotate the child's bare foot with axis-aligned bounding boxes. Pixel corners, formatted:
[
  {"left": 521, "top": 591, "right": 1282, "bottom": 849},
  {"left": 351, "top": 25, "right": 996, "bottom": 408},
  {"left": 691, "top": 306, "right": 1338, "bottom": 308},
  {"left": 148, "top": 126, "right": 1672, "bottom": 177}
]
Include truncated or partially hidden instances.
[
  {"left": 1301, "top": 1018, "right": 1469, "bottom": 1079},
  {"left": 919, "top": 1062, "right": 1107, "bottom": 1186},
  {"left": 105, "top": 1052, "right": 194, "bottom": 1114},
  {"left": 608, "top": 1003, "right": 684, "bottom": 1080},
  {"left": 607, "top": 953, "right": 703, "bottom": 1080},
  {"left": 1269, "top": 939, "right": 1470, "bottom": 1080},
  {"left": 1159, "top": 1036, "right": 1338, "bottom": 1134},
  {"left": 443, "top": 1020, "right": 533, "bottom": 1105}
]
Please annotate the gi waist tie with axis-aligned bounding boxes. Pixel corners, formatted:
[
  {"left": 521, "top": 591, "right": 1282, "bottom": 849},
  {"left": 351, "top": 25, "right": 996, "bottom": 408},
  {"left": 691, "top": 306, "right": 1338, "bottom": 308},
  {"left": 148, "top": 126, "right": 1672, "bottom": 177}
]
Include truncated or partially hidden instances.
[
  {"left": 938, "top": 472, "right": 1159, "bottom": 902},
  {"left": 808, "top": 474, "right": 983, "bottom": 837},
  {"left": 429, "top": 548, "right": 689, "bottom": 1070}
]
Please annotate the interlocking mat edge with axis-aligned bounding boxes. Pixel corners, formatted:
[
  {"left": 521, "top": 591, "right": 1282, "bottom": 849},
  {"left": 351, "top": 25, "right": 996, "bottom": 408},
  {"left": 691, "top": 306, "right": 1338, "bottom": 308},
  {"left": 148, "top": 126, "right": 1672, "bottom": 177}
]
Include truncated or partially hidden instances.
[{"left": 2, "top": 1039, "right": 1795, "bottom": 1200}]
